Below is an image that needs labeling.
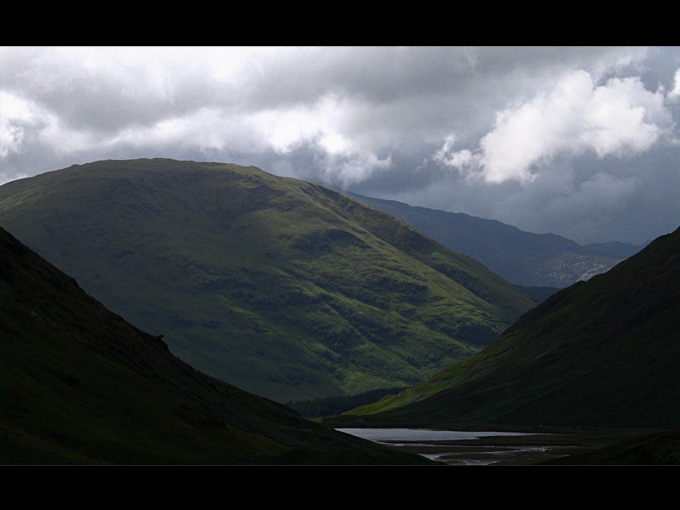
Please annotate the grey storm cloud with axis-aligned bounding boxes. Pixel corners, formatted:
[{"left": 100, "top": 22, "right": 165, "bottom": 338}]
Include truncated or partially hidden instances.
[{"left": 1, "top": 45, "right": 679, "bottom": 244}]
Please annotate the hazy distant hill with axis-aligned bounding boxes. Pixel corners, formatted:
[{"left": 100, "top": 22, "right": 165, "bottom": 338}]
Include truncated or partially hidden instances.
[
  {"left": 329, "top": 227, "right": 680, "bottom": 430},
  {"left": 0, "top": 159, "right": 534, "bottom": 402},
  {"left": 347, "top": 193, "right": 646, "bottom": 287},
  {"left": 0, "top": 226, "right": 429, "bottom": 465},
  {"left": 581, "top": 240, "right": 649, "bottom": 259}
]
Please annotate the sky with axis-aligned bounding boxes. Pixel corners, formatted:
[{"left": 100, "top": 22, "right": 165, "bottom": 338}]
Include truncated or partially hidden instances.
[{"left": 1, "top": 46, "right": 679, "bottom": 245}]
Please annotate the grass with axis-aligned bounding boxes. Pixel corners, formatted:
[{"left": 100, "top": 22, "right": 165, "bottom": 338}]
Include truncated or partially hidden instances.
[
  {"left": 0, "top": 226, "right": 433, "bottom": 465},
  {"left": 0, "top": 158, "right": 535, "bottom": 402},
  {"left": 326, "top": 228, "right": 680, "bottom": 431}
]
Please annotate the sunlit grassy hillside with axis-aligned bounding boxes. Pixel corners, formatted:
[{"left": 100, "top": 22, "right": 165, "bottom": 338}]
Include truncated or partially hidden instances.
[{"left": 0, "top": 159, "right": 534, "bottom": 401}]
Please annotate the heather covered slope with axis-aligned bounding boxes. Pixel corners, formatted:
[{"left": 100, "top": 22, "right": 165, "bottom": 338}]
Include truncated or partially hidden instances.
[
  {"left": 330, "top": 227, "right": 680, "bottom": 430},
  {"left": 0, "top": 159, "right": 533, "bottom": 402},
  {"left": 0, "top": 226, "right": 430, "bottom": 465}
]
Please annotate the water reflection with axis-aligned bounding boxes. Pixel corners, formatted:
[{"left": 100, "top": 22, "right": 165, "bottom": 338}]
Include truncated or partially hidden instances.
[
  {"left": 337, "top": 428, "right": 567, "bottom": 465},
  {"left": 337, "top": 427, "right": 534, "bottom": 442}
]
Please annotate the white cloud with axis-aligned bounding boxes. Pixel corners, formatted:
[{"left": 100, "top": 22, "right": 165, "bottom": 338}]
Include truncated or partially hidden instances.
[
  {"left": 668, "top": 68, "right": 680, "bottom": 102},
  {"left": 0, "top": 87, "right": 62, "bottom": 183},
  {"left": 242, "top": 92, "right": 395, "bottom": 185},
  {"left": 433, "top": 134, "right": 476, "bottom": 171},
  {"left": 1, "top": 47, "right": 395, "bottom": 186},
  {"left": 436, "top": 69, "right": 674, "bottom": 184},
  {"left": 580, "top": 75, "right": 670, "bottom": 156},
  {"left": 0, "top": 91, "right": 49, "bottom": 157}
]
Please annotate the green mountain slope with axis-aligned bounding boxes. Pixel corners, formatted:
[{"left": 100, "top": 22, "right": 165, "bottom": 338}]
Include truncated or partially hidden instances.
[
  {"left": 329, "top": 227, "right": 680, "bottom": 430},
  {"left": 0, "top": 226, "right": 431, "bottom": 465},
  {"left": 347, "top": 192, "right": 644, "bottom": 287},
  {"left": 0, "top": 159, "right": 534, "bottom": 402}
]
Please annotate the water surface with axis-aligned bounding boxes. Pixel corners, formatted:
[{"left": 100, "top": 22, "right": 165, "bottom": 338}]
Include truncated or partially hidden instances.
[
  {"left": 337, "top": 428, "right": 534, "bottom": 443},
  {"left": 336, "top": 428, "right": 567, "bottom": 465}
]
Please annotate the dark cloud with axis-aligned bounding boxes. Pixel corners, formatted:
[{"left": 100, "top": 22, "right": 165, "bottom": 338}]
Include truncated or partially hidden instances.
[{"left": 1, "top": 46, "right": 678, "bottom": 244}]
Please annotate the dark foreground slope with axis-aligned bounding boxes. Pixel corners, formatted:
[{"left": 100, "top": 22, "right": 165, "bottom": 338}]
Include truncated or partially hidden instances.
[
  {"left": 348, "top": 193, "right": 645, "bottom": 288},
  {"left": 0, "top": 159, "right": 533, "bottom": 402},
  {"left": 329, "top": 227, "right": 680, "bottom": 430},
  {"left": 0, "top": 226, "right": 431, "bottom": 465}
]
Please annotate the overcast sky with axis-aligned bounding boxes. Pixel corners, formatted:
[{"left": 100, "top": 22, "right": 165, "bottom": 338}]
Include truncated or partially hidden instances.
[{"left": 1, "top": 46, "right": 679, "bottom": 244}]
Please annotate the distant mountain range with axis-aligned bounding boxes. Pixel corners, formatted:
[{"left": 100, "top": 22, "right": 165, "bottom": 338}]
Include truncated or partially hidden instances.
[
  {"left": 346, "top": 193, "right": 648, "bottom": 288},
  {"left": 328, "top": 227, "right": 680, "bottom": 430},
  {"left": 0, "top": 226, "right": 431, "bottom": 465},
  {"left": 0, "top": 159, "right": 534, "bottom": 402}
]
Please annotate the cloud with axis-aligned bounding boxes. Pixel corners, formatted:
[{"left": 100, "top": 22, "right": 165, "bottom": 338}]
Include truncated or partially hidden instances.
[
  {"left": 668, "top": 68, "right": 680, "bottom": 102},
  {"left": 1, "top": 47, "right": 401, "bottom": 185},
  {"left": 1, "top": 46, "right": 678, "bottom": 244},
  {"left": 434, "top": 69, "right": 675, "bottom": 184}
]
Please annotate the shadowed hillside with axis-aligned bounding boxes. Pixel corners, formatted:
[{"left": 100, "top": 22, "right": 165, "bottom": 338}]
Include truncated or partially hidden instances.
[
  {"left": 0, "top": 159, "right": 534, "bottom": 402},
  {"left": 347, "top": 193, "right": 646, "bottom": 288},
  {"left": 0, "top": 226, "right": 431, "bottom": 465},
  {"left": 328, "top": 227, "right": 680, "bottom": 430}
]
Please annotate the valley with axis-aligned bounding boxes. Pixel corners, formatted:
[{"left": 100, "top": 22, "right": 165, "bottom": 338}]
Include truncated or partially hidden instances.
[
  {"left": 324, "top": 227, "right": 679, "bottom": 432},
  {"left": 0, "top": 159, "right": 534, "bottom": 402},
  {"left": 1, "top": 158, "right": 677, "bottom": 465},
  {"left": 0, "top": 225, "right": 432, "bottom": 465},
  {"left": 336, "top": 427, "right": 677, "bottom": 465}
]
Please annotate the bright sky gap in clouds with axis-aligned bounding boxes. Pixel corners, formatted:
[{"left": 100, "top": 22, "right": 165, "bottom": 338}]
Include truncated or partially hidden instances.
[{"left": 1, "top": 46, "right": 679, "bottom": 245}]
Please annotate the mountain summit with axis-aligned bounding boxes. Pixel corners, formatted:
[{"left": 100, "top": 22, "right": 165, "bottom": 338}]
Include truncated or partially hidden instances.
[{"left": 0, "top": 159, "right": 534, "bottom": 401}]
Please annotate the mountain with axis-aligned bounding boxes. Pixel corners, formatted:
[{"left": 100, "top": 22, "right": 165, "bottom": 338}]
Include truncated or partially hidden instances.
[
  {"left": 327, "top": 227, "right": 680, "bottom": 430},
  {"left": 346, "top": 193, "right": 646, "bottom": 288},
  {"left": 0, "top": 226, "right": 432, "bottom": 465},
  {"left": 0, "top": 159, "right": 534, "bottom": 402},
  {"left": 582, "top": 240, "right": 650, "bottom": 259}
]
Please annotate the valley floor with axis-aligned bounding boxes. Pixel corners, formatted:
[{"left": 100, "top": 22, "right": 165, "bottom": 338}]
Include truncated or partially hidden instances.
[{"left": 337, "top": 427, "right": 678, "bottom": 465}]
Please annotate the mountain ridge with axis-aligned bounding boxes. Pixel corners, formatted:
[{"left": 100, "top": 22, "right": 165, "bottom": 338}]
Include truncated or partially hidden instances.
[
  {"left": 0, "top": 158, "right": 534, "bottom": 402},
  {"left": 345, "top": 192, "right": 647, "bottom": 287}
]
